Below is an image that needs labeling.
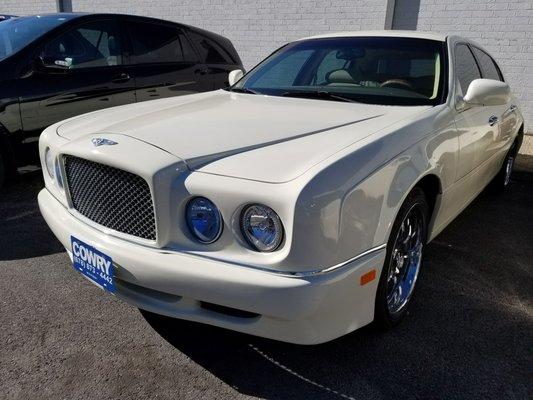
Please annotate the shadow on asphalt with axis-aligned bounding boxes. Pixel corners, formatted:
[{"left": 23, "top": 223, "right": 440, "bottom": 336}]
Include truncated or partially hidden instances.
[
  {"left": 142, "top": 155, "right": 533, "bottom": 400},
  {"left": 0, "top": 171, "right": 64, "bottom": 261}
]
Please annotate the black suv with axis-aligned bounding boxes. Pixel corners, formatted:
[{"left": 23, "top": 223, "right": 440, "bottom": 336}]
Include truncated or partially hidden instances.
[{"left": 0, "top": 13, "right": 243, "bottom": 188}]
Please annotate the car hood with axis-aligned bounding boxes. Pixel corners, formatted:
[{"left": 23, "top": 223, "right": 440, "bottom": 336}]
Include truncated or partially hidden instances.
[{"left": 57, "top": 90, "right": 430, "bottom": 183}]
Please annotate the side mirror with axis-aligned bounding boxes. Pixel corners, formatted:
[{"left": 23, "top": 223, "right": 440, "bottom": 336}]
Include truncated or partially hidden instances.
[
  {"left": 463, "top": 78, "right": 510, "bottom": 106},
  {"left": 228, "top": 69, "right": 244, "bottom": 86},
  {"left": 33, "top": 55, "right": 72, "bottom": 73}
]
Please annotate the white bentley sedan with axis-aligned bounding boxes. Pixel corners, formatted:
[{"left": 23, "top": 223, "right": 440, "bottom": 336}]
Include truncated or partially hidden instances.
[{"left": 38, "top": 31, "right": 525, "bottom": 344}]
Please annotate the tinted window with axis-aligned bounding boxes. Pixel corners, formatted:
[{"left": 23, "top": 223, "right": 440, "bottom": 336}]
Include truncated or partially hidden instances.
[
  {"left": 471, "top": 47, "right": 502, "bottom": 81},
  {"left": 455, "top": 44, "right": 481, "bottom": 94},
  {"left": 0, "top": 15, "right": 69, "bottom": 61},
  {"left": 40, "top": 20, "right": 122, "bottom": 69},
  {"left": 127, "top": 22, "right": 196, "bottom": 64},
  {"left": 189, "top": 31, "right": 233, "bottom": 64}
]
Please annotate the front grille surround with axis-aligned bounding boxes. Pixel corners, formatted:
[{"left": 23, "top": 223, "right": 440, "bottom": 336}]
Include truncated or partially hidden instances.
[{"left": 63, "top": 155, "right": 157, "bottom": 242}]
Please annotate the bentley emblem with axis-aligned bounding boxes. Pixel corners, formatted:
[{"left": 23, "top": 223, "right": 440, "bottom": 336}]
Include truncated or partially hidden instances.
[{"left": 92, "top": 138, "right": 118, "bottom": 147}]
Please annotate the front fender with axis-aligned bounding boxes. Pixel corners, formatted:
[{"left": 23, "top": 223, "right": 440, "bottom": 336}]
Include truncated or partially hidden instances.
[{"left": 290, "top": 111, "right": 458, "bottom": 269}]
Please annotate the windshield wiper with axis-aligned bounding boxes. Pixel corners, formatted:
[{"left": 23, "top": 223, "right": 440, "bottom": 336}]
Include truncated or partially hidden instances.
[
  {"left": 226, "top": 87, "right": 260, "bottom": 95},
  {"left": 282, "top": 90, "right": 358, "bottom": 103}
]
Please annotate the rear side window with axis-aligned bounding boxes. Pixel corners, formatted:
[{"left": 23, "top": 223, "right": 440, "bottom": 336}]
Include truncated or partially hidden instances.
[
  {"left": 455, "top": 44, "right": 481, "bottom": 94},
  {"left": 188, "top": 31, "right": 233, "bottom": 64},
  {"left": 471, "top": 47, "right": 503, "bottom": 81},
  {"left": 40, "top": 20, "right": 123, "bottom": 69},
  {"left": 127, "top": 21, "right": 196, "bottom": 64}
]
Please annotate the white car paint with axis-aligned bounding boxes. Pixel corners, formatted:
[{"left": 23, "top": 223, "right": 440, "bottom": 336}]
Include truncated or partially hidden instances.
[{"left": 38, "top": 32, "right": 525, "bottom": 344}]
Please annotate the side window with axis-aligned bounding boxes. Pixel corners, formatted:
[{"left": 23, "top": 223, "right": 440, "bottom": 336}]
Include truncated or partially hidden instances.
[
  {"left": 40, "top": 20, "right": 122, "bottom": 69},
  {"left": 188, "top": 31, "right": 233, "bottom": 64},
  {"left": 455, "top": 44, "right": 481, "bottom": 94},
  {"left": 127, "top": 21, "right": 196, "bottom": 64},
  {"left": 471, "top": 47, "right": 503, "bottom": 81},
  {"left": 315, "top": 50, "right": 347, "bottom": 84}
]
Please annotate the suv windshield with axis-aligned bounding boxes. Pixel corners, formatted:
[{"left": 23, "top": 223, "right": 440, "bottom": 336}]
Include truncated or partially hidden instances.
[
  {"left": 0, "top": 15, "right": 70, "bottom": 61},
  {"left": 232, "top": 37, "right": 446, "bottom": 106}
]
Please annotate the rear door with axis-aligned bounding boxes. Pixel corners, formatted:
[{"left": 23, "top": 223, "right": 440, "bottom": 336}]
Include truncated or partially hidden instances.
[
  {"left": 124, "top": 19, "right": 210, "bottom": 102},
  {"left": 19, "top": 18, "right": 135, "bottom": 137},
  {"left": 187, "top": 30, "right": 240, "bottom": 89}
]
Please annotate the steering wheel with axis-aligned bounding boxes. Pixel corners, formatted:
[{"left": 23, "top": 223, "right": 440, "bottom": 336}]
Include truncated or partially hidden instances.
[{"left": 380, "top": 79, "right": 415, "bottom": 91}]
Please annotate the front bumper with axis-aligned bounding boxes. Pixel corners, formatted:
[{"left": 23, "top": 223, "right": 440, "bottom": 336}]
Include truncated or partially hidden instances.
[{"left": 39, "top": 188, "right": 385, "bottom": 344}]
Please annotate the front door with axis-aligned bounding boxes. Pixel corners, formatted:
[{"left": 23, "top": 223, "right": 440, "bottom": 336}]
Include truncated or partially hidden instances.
[
  {"left": 187, "top": 30, "right": 240, "bottom": 90},
  {"left": 19, "top": 18, "right": 136, "bottom": 139},
  {"left": 453, "top": 43, "right": 490, "bottom": 181},
  {"left": 471, "top": 46, "right": 517, "bottom": 156}
]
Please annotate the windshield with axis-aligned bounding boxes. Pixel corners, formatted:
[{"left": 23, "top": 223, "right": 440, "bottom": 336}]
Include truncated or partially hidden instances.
[
  {"left": 0, "top": 15, "right": 70, "bottom": 61},
  {"left": 232, "top": 37, "right": 446, "bottom": 106}
]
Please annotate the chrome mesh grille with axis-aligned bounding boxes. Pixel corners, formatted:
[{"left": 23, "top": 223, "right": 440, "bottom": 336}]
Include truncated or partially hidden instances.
[{"left": 63, "top": 155, "right": 156, "bottom": 241}]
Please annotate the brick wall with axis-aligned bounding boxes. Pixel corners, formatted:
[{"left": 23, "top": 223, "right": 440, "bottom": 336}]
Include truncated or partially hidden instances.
[
  {"left": 412, "top": 0, "right": 533, "bottom": 129},
  {"left": 1, "top": 0, "right": 57, "bottom": 15}
]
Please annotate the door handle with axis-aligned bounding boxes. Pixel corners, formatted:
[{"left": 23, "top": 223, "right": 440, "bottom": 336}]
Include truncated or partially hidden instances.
[
  {"left": 112, "top": 73, "right": 131, "bottom": 83},
  {"left": 488, "top": 115, "right": 499, "bottom": 126},
  {"left": 194, "top": 68, "right": 210, "bottom": 76},
  {"left": 509, "top": 104, "right": 517, "bottom": 112}
]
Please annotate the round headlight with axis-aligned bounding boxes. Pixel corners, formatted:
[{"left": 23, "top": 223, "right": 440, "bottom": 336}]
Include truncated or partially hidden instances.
[
  {"left": 186, "top": 197, "right": 222, "bottom": 243},
  {"left": 241, "top": 204, "right": 284, "bottom": 252},
  {"left": 45, "top": 147, "right": 55, "bottom": 179}
]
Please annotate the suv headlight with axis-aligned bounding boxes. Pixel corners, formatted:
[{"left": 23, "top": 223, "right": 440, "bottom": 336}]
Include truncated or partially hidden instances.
[
  {"left": 241, "top": 204, "right": 284, "bottom": 252},
  {"left": 186, "top": 197, "right": 223, "bottom": 243}
]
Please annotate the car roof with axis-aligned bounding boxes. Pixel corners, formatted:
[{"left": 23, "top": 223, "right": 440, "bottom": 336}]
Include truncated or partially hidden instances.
[
  {"left": 12, "top": 13, "right": 86, "bottom": 21},
  {"left": 300, "top": 30, "right": 448, "bottom": 42}
]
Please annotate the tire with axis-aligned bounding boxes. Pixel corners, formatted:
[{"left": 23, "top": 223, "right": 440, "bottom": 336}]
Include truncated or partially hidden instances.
[
  {"left": 374, "top": 187, "right": 429, "bottom": 330},
  {"left": 489, "top": 141, "right": 517, "bottom": 193}
]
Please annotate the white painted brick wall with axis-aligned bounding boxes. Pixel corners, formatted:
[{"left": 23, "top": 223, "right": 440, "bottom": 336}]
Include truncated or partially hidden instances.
[
  {"left": 414, "top": 0, "right": 533, "bottom": 129},
  {"left": 69, "top": 0, "right": 389, "bottom": 69},
  {"left": 1, "top": 0, "right": 57, "bottom": 15}
]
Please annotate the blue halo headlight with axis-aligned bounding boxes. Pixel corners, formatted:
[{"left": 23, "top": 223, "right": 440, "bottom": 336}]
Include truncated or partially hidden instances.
[
  {"left": 186, "top": 197, "right": 222, "bottom": 243},
  {"left": 241, "top": 204, "right": 284, "bottom": 252}
]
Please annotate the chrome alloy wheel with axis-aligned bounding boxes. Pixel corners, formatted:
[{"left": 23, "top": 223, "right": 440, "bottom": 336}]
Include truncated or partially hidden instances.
[
  {"left": 386, "top": 205, "right": 425, "bottom": 315},
  {"left": 504, "top": 155, "right": 514, "bottom": 187}
]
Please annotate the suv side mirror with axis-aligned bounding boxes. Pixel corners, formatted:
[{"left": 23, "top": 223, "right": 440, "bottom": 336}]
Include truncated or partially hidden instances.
[
  {"left": 463, "top": 78, "right": 510, "bottom": 106},
  {"left": 228, "top": 69, "right": 244, "bottom": 86},
  {"left": 33, "top": 55, "right": 71, "bottom": 73}
]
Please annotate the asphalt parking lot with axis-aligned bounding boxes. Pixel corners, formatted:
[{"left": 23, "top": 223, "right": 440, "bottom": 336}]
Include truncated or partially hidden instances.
[{"left": 1, "top": 146, "right": 532, "bottom": 400}]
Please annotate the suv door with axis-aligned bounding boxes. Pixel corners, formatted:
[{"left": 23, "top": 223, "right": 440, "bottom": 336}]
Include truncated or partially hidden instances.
[
  {"left": 19, "top": 18, "right": 135, "bottom": 138},
  {"left": 124, "top": 19, "right": 210, "bottom": 102},
  {"left": 188, "top": 30, "right": 240, "bottom": 89}
]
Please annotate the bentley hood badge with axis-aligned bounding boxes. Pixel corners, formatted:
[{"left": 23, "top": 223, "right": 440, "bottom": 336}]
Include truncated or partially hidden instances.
[{"left": 92, "top": 138, "right": 118, "bottom": 147}]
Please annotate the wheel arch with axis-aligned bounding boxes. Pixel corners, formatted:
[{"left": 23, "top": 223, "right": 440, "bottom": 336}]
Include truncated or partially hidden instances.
[
  {"left": 0, "top": 122, "right": 17, "bottom": 177},
  {"left": 413, "top": 173, "right": 442, "bottom": 230},
  {"left": 512, "top": 123, "right": 525, "bottom": 157}
]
